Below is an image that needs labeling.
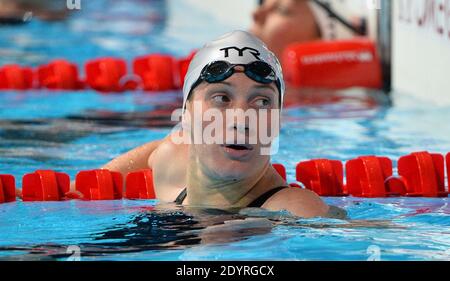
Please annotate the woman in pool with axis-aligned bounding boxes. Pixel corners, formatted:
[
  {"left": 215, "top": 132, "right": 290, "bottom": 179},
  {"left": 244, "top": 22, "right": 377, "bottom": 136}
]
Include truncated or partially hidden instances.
[{"left": 95, "top": 30, "right": 331, "bottom": 218}]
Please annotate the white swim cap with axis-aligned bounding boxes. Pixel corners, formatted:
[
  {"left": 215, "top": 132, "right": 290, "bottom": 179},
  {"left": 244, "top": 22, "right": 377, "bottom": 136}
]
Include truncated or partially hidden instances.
[
  {"left": 308, "top": 0, "right": 368, "bottom": 40},
  {"left": 182, "top": 30, "right": 285, "bottom": 111}
]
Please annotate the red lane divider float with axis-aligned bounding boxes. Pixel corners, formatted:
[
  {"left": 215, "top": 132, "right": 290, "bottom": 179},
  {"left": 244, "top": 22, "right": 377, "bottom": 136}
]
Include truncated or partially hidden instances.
[
  {"left": 76, "top": 169, "right": 123, "bottom": 200},
  {"left": 282, "top": 39, "right": 382, "bottom": 89},
  {"left": 272, "top": 163, "right": 287, "bottom": 181},
  {"left": 0, "top": 64, "right": 34, "bottom": 90},
  {"left": 398, "top": 152, "right": 447, "bottom": 197},
  {"left": 22, "top": 170, "right": 70, "bottom": 201},
  {"left": 37, "top": 59, "right": 84, "bottom": 90},
  {"left": 346, "top": 156, "right": 396, "bottom": 198},
  {"left": 0, "top": 175, "right": 16, "bottom": 203},
  {"left": 134, "top": 54, "right": 176, "bottom": 91},
  {"left": 0, "top": 151, "right": 449, "bottom": 204},
  {"left": 296, "top": 159, "right": 345, "bottom": 196},
  {"left": 125, "top": 169, "right": 156, "bottom": 199},
  {"left": 447, "top": 153, "right": 450, "bottom": 191},
  {"left": 85, "top": 58, "right": 134, "bottom": 92}
]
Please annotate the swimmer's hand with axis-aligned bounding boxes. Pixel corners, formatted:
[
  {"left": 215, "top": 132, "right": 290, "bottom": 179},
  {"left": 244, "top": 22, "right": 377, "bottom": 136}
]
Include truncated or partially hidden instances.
[
  {"left": 199, "top": 218, "right": 273, "bottom": 244},
  {"left": 15, "top": 188, "right": 22, "bottom": 199},
  {"left": 324, "top": 205, "right": 348, "bottom": 220},
  {"left": 240, "top": 205, "right": 348, "bottom": 220},
  {"left": 63, "top": 190, "right": 84, "bottom": 200},
  {"left": 65, "top": 181, "right": 84, "bottom": 200}
]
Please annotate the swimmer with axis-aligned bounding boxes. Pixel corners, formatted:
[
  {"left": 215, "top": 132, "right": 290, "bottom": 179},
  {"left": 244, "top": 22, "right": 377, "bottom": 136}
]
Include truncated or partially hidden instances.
[
  {"left": 250, "top": 0, "right": 372, "bottom": 106},
  {"left": 92, "top": 30, "right": 332, "bottom": 218},
  {"left": 0, "top": 0, "right": 69, "bottom": 23},
  {"left": 250, "top": 0, "right": 367, "bottom": 58}
]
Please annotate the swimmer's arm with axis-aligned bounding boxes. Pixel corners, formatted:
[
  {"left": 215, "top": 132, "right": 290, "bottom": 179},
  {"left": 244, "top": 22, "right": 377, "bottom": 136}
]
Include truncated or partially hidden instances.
[
  {"left": 67, "top": 139, "right": 163, "bottom": 193},
  {"left": 101, "top": 139, "right": 163, "bottom": 174},
  {"left": 261, "top": 188, "right": 331, "bottom": 218}
]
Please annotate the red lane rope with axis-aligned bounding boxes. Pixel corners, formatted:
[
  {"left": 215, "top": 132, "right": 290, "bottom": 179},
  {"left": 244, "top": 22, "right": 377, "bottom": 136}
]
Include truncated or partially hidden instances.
[
  {"left": 0, "top": 151, "right": 449, "bottom": 203},
  {"left": 0, "top": 51, "right": 196, "bottom": 92},
  {"left": 0, "top": 38, "right": 383, "bottom": 92}
]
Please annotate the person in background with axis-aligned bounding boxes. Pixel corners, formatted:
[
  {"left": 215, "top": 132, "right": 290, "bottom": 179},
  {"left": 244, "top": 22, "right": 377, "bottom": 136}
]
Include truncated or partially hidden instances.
[
  {"left": 250, "top": 0, "right": 373, "bottom": 107},
  {"left": 250, "top": 0, "right": 368, "bottom": 58},
  {"left": 0, "top": 0, "right": 69, "bottom": 23}
]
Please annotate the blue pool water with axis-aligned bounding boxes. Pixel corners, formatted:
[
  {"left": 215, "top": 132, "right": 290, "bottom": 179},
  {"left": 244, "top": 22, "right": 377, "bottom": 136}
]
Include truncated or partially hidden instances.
[{"left": 1, "top": 0, "right": 450, "bottom": 261}]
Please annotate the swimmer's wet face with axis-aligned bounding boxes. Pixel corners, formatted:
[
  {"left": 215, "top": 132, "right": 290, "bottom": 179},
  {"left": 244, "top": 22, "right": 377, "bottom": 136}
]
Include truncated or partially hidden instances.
[
  {"left": 185, "top": 70, "right": 280, "bottom": 181},
  {"left": 251, "top": 0, "right": 320, "bottom": 57},
  {"left": 179, "top": 30, "right": 285, "bottom": 189}
]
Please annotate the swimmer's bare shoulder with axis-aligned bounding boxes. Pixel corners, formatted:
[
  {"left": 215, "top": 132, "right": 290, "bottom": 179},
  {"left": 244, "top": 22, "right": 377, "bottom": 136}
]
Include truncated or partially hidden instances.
[
  {"left": 67, "top": 134, "right": 166, "bottom": 193},
  {"left": 67, "top": 130, "right": 185, "bottom": 196},
  {"left": 147, "top": 130, "right": 187, "bottom": 168},
  {"left": 148, "top": 130, "right": 189, "bottom": 201},
  {"left": 102, "top": 129, "right": 184, "bottom": 173},
  {"left": 261, "top": 187, "right": 347, "bottom": 219}
]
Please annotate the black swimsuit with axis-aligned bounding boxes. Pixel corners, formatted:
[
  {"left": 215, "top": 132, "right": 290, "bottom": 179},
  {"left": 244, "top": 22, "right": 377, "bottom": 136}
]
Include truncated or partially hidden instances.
[{"left": 174, "top": 186, "right": 287, "bottom": 207}]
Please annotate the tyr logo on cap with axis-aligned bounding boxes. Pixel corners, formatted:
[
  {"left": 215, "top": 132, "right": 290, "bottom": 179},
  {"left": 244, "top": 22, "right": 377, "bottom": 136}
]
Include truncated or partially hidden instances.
[{"left": 219, "top": 46, "right": 261, "bottom": 60}]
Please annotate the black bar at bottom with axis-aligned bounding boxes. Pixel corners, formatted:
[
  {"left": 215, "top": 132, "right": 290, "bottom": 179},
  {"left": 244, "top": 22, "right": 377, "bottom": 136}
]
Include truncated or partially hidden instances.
[{"left": 0, "top": 261, "right": 446, "bottom": 280}]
